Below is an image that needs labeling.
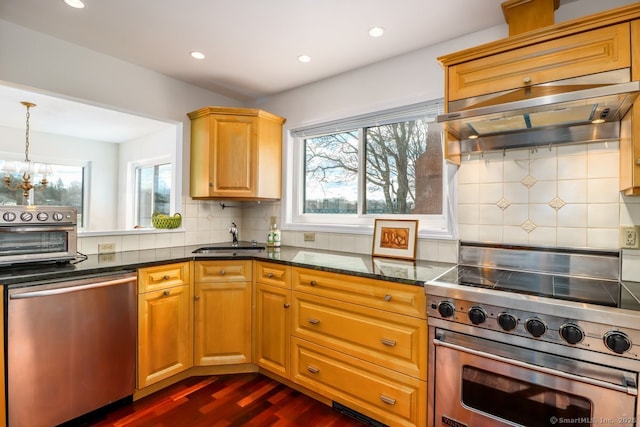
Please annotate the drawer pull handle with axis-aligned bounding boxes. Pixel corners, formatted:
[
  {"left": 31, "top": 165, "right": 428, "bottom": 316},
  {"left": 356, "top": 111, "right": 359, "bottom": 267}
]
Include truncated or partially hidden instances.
[
  {"left": 380, "top": 394, "right": 396, "bottom": 406},
  {"left": 381, "top": 338, "right": 396, "bottom": 347},
  {"left": 163, "top": 290, "right": 171, "bottom": 296},
  {"left": 163, "top": 274, "right": 171, "bottom": 280},
  {"left": 523, "top": 76, "right": 532, "bottom": 84},
  {"left": 307, "top": 318, "right": 320, "bottom": 325},
  {"left": 284, "top": 303, "right": 290, "bottom": 309},
  {"left": 220, "top": 270, "right": 226, "bottom": 276},
  {"left": 384, "top": 294, "right": 392, "bottom": 302},
  {"left": 309, "top": 280, "right": 317, "bottom": 286},
  {"left": 307, "top": 365, "right": 320, "bottom": 374},
  {"left": 267, "top": 272, "right": 274, "bottom": 278}
]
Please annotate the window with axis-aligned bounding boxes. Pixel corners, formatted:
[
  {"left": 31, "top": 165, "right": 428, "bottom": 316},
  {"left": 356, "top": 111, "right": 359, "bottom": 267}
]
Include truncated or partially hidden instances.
[
  {"left": 0, "top": 162, "right": 86, "bottom": 226},
  {"left": 134, "top": 162, "right": 171, "bottom": 228},
  {"left": 287, "top": 100, "right": 454, "bottom": 237}
]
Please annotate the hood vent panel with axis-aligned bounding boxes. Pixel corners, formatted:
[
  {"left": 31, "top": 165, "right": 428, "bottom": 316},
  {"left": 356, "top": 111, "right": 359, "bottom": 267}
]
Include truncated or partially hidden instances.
[{"left": 438, "top": 81, "right": 640, "bottom": 154}]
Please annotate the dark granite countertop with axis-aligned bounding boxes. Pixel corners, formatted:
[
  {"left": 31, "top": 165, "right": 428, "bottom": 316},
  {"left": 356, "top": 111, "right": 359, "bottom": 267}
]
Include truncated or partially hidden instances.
[{"left": 0, "top": 244, "right": 455, "bottom": 288}]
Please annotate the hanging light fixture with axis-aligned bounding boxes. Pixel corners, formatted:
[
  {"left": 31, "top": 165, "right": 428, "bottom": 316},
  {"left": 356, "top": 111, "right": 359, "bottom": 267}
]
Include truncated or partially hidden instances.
[{"left": 4, "top": 101, "right": 51, "bottom": 198}]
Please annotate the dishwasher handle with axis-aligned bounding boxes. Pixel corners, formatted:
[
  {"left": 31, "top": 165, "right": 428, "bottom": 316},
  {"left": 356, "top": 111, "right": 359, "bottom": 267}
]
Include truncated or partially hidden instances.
[{"left": 10, "top": 275, "right": 136, "bottom": 299}]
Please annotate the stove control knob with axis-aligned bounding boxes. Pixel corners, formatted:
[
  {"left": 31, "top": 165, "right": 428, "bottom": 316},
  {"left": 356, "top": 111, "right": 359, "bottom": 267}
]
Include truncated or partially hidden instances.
[
  {"left": 437, "top": 301, "right": 455, "bottom": 318},
  {"left": 468, "top": 306, "right": 486, "bottom": 325},
  {"left": 52, "top": 212, "right": 65, "bottom": 221},
  {"left": 2, "top": 211, "right": 16, "bottom": 222},
  {"left": 604, "top": 331, "right": 632, "bottom": 354},
  {"left": 37, "top": 212, "right": 49, "bottom": 221},
  {"left": 526, "top": 318, "right": 546, "bottom": 338},
  {"left": 559, "top": 323, "right": 584, "bottom": 345},
  {"left": 20, "top": 212, "right": 33, "bottom": 221},
  {"left": 498, "top": 313, "right": 518, "bottom": 331}
]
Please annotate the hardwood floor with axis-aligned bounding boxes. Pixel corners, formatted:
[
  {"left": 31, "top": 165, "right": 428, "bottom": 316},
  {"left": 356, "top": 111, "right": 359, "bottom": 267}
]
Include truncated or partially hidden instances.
[{"left": 71, "top": 373, "right": 368, "bottom": 427}]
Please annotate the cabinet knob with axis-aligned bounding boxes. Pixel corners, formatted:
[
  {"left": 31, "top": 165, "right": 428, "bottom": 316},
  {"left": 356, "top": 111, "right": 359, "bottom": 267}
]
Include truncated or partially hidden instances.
[
  {"left": 306, "top": 365, "right": 320, "bottom": 374},
  {"left": 635, "top": 159, "right": 640, "bottom": 165},
  {"left": 307, "top": 318, "right": 320, "bottom": 325},
  {"left": 523, "top": 76, "right": 532, "bottom": 84},
  {"left": 381, "top": 338, "right": 397, "bottom": 347},
  {"left": 384, "top": 294, "right": 392, "bottom": 302},
  {"left": 309, "top": 280, "right": 317, "bottom": 286},
  {"left": 194, "top": 295, "right": 200, "bottom": 301},
  {"left": 163, "top": 274, "right": 171, "bottom": 281},
  {"left": 209, "top": 182, "right": 213, "bottom": 187},
  {"left": 162, "top": 290, "right": 171, "bottom": 296},
  {"left": 380, "top": 394, "right": 396, "bottom": 405},
  {"left": 267, "top": 272, "right": 274, "bottom": 278},
  {"left": 220, "top": 270, "right": 226, "bottom": 276},
  {"left": 283, "top": 303, "right": 290, "bottom": 309}
]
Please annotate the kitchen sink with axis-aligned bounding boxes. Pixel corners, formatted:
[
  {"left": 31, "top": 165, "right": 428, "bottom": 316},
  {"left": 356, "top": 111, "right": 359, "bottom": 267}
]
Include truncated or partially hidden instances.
[{"left": 192, "top": 243, "right": 265, "bottom": 255}]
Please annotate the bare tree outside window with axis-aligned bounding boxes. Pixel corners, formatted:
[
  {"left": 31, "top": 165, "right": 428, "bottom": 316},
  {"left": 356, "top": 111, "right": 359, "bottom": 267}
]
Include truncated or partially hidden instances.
[{"left": 303, "top": 118, "right": 442, "bottom": 216}]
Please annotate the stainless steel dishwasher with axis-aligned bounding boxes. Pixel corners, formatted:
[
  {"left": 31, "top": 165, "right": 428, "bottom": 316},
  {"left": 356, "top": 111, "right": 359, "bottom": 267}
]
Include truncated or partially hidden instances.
[{"left": 7, "top": 272, "right": 137, "bottom": 427}]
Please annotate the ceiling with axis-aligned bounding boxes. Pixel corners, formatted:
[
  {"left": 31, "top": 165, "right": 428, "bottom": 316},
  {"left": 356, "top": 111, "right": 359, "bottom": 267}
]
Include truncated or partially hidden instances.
[{"left": 0, "top": 0, "right": 574, "bottom": 141}]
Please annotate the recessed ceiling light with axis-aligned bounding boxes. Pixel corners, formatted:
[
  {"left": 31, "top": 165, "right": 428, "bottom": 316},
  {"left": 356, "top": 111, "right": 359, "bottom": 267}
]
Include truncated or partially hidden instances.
[
  {"left": 64, "top": 0, "right": 86, "bottom": 8},
  {"left": 190, "top": 51, "right": 205, "bottom": 59},
  {"left": 368, "top": 26, "right": 385, "bottom": 37},
  {"left": 298, "top": 55, "right": 311, "bottom": 63}
]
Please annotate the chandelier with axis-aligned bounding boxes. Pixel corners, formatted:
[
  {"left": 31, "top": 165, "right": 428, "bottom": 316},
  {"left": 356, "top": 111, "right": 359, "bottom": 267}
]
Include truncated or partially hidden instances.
[{"left": 4, "top": 101, "right": 51, "bottom": 198}]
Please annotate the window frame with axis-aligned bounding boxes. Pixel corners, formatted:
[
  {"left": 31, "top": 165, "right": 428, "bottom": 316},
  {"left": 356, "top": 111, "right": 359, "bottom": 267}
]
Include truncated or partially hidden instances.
[
  {"left": 283, "top": 100, "right": 457, "bottom": 239},
  {"left": 127, "top": 155, "right": 173, "bottom": 229}
]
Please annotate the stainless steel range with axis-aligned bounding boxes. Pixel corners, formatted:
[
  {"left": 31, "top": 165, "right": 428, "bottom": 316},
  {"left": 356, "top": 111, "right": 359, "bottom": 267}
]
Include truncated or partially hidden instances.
[{"left": 426, "top": 242, "right": 640, "bottom": 427}]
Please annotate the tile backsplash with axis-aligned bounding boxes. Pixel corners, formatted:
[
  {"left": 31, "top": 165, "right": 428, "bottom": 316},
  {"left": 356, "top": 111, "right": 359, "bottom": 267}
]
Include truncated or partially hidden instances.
[
  {"left": 79, "top": 140, "right": 640, "bottom": 260},
  {"left": 457, "top": 141, "right": 639, "bottom": 249}
]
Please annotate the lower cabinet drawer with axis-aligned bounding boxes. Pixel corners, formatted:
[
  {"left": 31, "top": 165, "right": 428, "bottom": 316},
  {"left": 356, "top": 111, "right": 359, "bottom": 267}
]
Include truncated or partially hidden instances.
[
  {"left": 291, "top": 337, "right": 426, "bottom": 427},
  {"left": 293, "top": 292, "right": 427, "bottom": 379}
]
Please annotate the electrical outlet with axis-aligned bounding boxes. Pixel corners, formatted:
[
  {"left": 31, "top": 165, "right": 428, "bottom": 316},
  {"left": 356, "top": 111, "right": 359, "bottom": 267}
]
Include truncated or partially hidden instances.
[
  {"left": 620, "top": 226, "right": 640, "bottom": 249},
  {"left": 304, "top": 232, "right": 316, "bottom": 242},
  {"left": 98, "top": 242, "right": 116, "bottom": 254}
]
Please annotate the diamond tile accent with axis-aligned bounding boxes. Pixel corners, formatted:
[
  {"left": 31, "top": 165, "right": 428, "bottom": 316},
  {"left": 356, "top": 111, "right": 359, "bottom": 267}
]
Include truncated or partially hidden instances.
[
  {"left": 521, "top": 219, "right": 537, "bottom": 233},
  {"left": 521, "top": 175, "right": 537, "bottom": 188},
  {"left": 548, "top": 197, "right": 566, "bottom": 210},
  {"left": 496, "top": 198, "right": 511, "bottom": 210}
]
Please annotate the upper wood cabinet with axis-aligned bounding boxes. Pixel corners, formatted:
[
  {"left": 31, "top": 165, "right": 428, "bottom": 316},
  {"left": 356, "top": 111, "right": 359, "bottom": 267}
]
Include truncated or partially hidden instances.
[
  {"left": 446, "top": 23, "right": 630, "bottom": 104},
  {"left": 438, "top": 3, "right": 640, "bottom": 165},
  {"left": 187, "top": 107, "right": 286, "bottom": 200}
]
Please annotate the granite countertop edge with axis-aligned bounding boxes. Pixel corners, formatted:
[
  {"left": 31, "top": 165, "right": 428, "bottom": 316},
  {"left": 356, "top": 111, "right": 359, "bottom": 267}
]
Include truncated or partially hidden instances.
[{"left": 0, "top": 244, "right": 455, "bottom": 288}]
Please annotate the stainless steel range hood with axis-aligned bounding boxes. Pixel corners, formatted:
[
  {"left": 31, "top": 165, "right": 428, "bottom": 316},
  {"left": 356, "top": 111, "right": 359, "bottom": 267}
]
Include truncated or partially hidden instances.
[{"left": 438, "top": 80, "right": 640, "bottom": 154}]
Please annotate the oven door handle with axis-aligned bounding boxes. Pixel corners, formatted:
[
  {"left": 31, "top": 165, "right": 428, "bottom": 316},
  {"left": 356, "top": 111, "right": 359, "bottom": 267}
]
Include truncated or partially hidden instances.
[{"left": 433, "top": 338, "right": 638, "bottom": 396}]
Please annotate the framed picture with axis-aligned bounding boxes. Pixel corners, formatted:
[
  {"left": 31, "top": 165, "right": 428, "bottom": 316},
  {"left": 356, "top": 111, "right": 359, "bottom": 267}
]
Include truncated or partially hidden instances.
[{"left": 372, "top": 219, "right": 418, "bottom": 260}]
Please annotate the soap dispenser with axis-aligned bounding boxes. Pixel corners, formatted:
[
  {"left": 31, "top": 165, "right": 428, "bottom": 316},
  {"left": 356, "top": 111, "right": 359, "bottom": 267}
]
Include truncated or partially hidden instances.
[
  {"left": 273, "top": 224, "right": 281, "bottom": 247},
  {"left": 267, "top": 224, "right": 275, "bottom": 247}
]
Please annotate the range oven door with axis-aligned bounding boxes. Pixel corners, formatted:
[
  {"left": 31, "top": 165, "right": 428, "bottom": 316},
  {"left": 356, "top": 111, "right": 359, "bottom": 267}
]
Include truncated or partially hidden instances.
[{"left": 432, "top": 329, "right": 638, "bottom": 427}]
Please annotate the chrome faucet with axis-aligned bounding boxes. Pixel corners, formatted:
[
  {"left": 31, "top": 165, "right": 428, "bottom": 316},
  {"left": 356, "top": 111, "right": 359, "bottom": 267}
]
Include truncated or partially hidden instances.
[{"left": 229, "top": 222, "right": 239, "bottom": 247}]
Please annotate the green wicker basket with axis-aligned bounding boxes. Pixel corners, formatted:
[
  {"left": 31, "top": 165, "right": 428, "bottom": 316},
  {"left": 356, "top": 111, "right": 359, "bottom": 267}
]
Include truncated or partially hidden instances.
[{"left": 152, "top": 212, "right": 182, "bottom": 229}]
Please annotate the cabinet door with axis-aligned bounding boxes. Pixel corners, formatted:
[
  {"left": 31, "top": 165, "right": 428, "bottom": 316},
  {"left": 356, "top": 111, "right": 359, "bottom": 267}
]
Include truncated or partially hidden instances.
[
  {"left": 254, "top": 282, "right": 291, "bottom": 377},
  {"left": 137, "top": 284, "right": 192, "bottom": 388},
  {"left": 194, "top": 281, "right": 251, "bottom": 366},
  {"left": 209, "top": 115, "right": 256, "bottom": 197},
  {"left": 447, "top": 23, "right": 631, "bottom": 103}
]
